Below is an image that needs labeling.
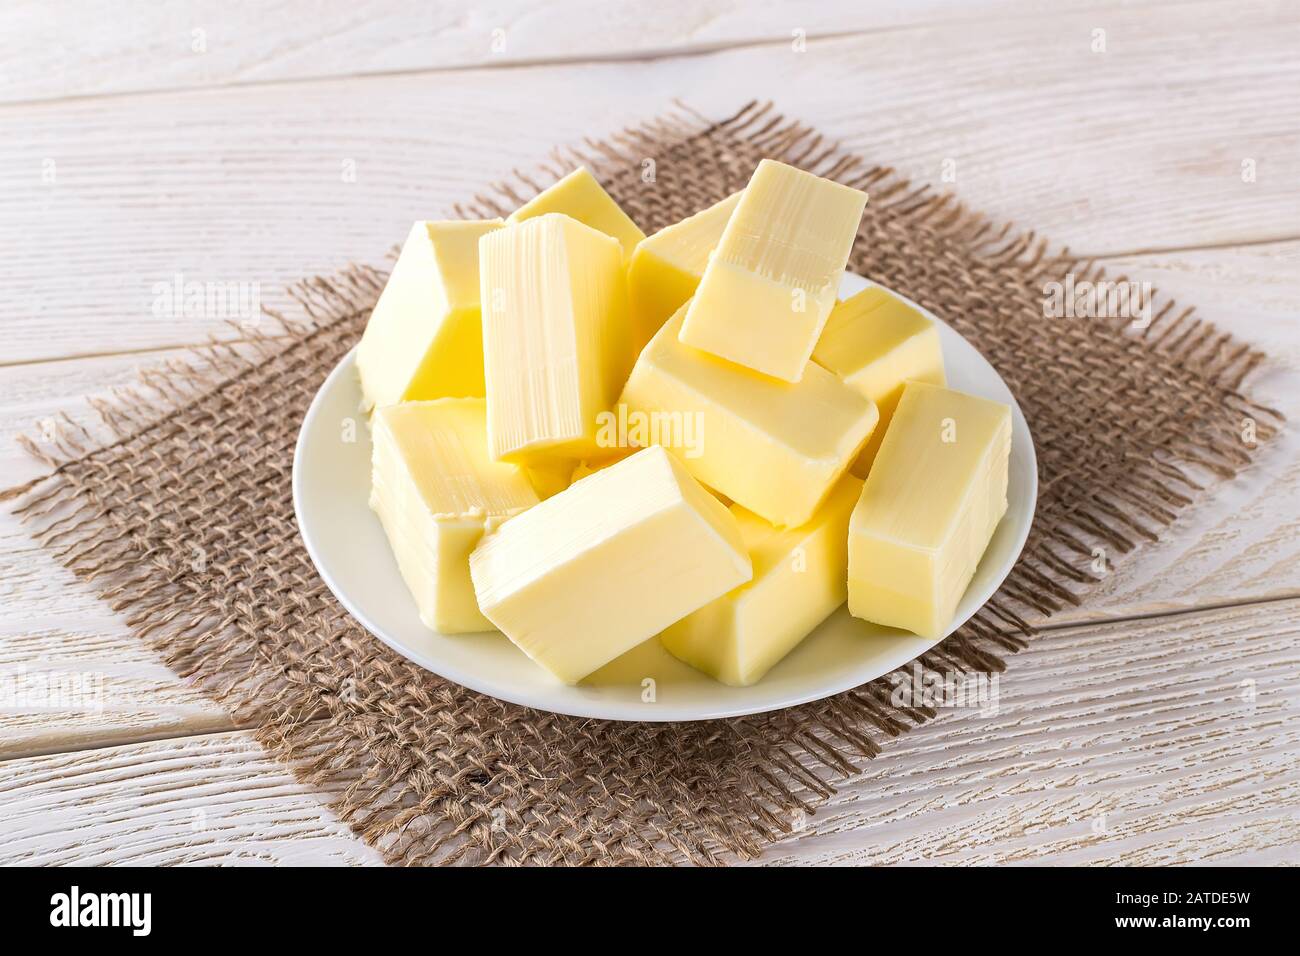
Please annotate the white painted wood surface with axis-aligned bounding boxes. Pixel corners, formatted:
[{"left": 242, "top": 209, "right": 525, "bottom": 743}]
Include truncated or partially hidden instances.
[
  {"left": 760, "top": 599, "right": 1300, "bottom": 866},
  {"left": 5, "top": 0, "right": 1299, "bottom": 363},
  {"left": 0, "top": 0, "right": 1296, "bottom": 865},
  {"left": 7, "top": 601, "right": 1296, "bottom": 866},
  {"left": 1, "top": 0, "right": 1157, "bottom": 102}
]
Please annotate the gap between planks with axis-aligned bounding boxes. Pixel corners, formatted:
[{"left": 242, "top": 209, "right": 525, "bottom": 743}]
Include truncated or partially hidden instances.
[
  {"left": 0, "top": 334, "right": 294, "bottom": 371},
  {"left": 1076, "top": 231, "right": 1300, "bottom": 262}
]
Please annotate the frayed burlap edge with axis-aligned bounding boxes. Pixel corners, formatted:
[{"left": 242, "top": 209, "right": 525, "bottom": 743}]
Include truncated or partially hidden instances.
[{"left": 2, "top": 101, "right": 1283, "bottom": 865}]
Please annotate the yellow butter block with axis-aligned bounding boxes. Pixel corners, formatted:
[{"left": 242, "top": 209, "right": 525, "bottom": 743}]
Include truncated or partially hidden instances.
[
  {"left": 568, "top": 454, "right": 739, "bottom": 513},
  {"left": 569, "top": 449, "right": 733, "bottom": 507},
  {"left": 661, "top": 475, "right": 862, "bottom": 686},
  {"left": 469, "top": 446, "right": 752, "bottom": 684},
  {"left": 479, "top": 214, "right": 631, "bottom": 465},
  {"left": 370, "top": 398, "right": 539, "bottom": 634},
  {"left": 618, "top": 302, "right": 877, "bottom": 528},
  {"left": 847, "top": 382, "right": 1011, "bottom": 639},
  {"left": 813, "top": 286, "right": 947, "bottom": 475},
  {"left": 679, "top": 159, "right": 867, "bottom": 382},
  {"left": 356, "top": 219, "right": 503, "bottom": 410},
  {"left": 508, "top": 167, "right": 645, "bottom": 261},
  {"left": 524, "top": 462, "right": 572, "bottom": 500},
  {"left": 627, "top": 192, "right": 741, "bottom": 353},
  {"left": 569, "top": 449, "right": 633, "bottom": 484},
  {"left": 568, "top": 460, "right": 604, "bottom": 483}
]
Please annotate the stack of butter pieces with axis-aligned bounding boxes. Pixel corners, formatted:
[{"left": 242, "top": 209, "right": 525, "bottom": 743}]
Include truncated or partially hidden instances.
[{"left": 354, "top": 160, "right": 1013, "bottom": 688}]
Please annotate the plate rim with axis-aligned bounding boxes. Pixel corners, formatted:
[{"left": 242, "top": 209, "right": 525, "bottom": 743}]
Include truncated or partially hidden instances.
[{"left": 292, "top": 275, "right": 1038, "bottom": 722}]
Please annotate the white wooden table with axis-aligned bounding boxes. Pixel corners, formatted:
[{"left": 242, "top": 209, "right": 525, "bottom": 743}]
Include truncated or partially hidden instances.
[{"left": 3, "top": 0, "right": 1298, "bottom": 866}]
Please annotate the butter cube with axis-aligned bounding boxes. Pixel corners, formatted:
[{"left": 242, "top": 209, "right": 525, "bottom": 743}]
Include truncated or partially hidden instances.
[
  {"left": 619, "top": 302, "right": 878, "bottom": 528},
  {"left": 568, "top": 449, "right": 736, "bottom": 505},
  {"left": 627, "top": 192, "right": 741, "bottom": 353},
  {"left": 524, "top": 462, "right": 572, "bottom": 500},
  {"left": 813, "top": 286, "right": 947, "bottom": 475},
  {"left": 508, "top": 167, "right": 645, "bottom": 261},
  {"left": 356, "top": 219, "right": 503, "bottom": 410},
  {"left": 479, "top": 214, "right": 631, "bottom": 465},
  {"left": 661, "top": 475, "right": 862, "bottom": 686},
  {"left": 568, "top": 449, "right": 633, "bottom": 484},
  {"left": 469, "top": 446, "right": 751, "bottom": 684},
  {"left": 370, "top": 398, "right": 539, "bottom": 633},
  {"left": 847, "top": 382, "right": 1011, "bottom": 639},
  {"left": 679, "top": 159, "right": 867, "bottom": 382}
]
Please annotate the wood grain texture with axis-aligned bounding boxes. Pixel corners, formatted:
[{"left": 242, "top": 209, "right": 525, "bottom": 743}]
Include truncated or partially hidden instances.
[
  {"left": 1050, "top": 239, "right": 1300, "bottom": 623},
  {"left": 0, "top": 0, "right": 1176, "bottom": 104},
  {"left": 2, "top": 599, "right": 1294, "bottom": 865},
  {"left": 0, "top": 508, "right": 237, "bottom": 760},
  {"left": 0, "top": 730, "right": 384, "bottom": 865},
  {"left": 0, "top": 344, "right": 274, "bottom": 488},
  {"left": 757, "top": 598, "right": 1300, "bottom": 865},
  {"left": 3, "top": 0, "right": 1298, "bottom": 362}
]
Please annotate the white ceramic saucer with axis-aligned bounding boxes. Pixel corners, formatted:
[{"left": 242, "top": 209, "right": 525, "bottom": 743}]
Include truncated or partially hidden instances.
[{"left": 292, "top": 273, "right": 1037, "bottom": 721}]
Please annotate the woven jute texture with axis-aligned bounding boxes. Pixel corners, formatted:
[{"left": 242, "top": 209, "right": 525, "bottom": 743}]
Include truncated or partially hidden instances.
[{"left": 5, "top": 102, "right": 1282, "bottom": 865}]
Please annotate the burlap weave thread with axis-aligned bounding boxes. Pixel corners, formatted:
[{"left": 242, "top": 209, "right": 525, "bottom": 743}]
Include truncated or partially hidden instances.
[{"left": 4, "top": 102, "right": 1281, "bottom": 865}]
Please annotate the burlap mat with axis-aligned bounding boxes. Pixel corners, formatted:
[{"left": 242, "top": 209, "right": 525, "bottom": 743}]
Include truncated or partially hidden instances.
[{"left": 4, "top": 102, "right": 1281, "bottom": 865}]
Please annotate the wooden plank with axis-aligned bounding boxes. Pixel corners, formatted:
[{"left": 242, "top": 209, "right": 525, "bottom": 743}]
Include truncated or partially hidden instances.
[
  {"left": 0, "top": 730, "right": 383, "bottom": 865},
  {"left": 2, "top": 598, "right": 1295, "bottom": 865},
  {"left": 1049, "top": 239, "right": 1300, "bottom": 623},
  {"left": 0, "top": 346, "right": 277, "bottom": 759},
  {"left": 0, "top": 0, "right": 1164, "bottom": 104},
  {"left": 0, "top": 345, "right": 271, "bottom": 489},
  {"left": 758, "top": 598, "right": 1300, "bottom": 865},
  {"left": 2, "top": 0, "right": 1298, "bottom": 362},
  {"left": 0, "top": 509, "right": 239, "bottom": 760}
]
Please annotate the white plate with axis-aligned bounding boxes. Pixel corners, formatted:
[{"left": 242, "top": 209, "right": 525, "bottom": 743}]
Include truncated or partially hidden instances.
[{"left": 293, "top": 273, "right": 1037, "bottom": 722}]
